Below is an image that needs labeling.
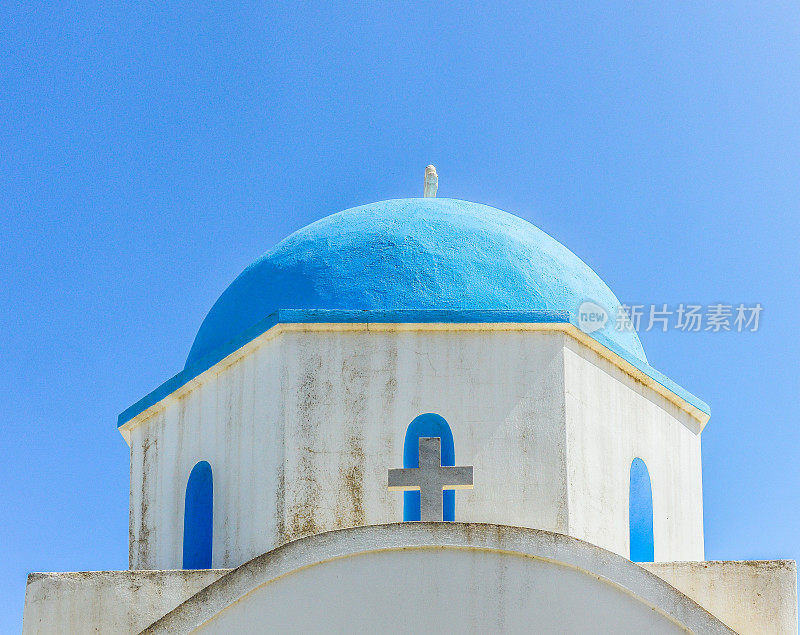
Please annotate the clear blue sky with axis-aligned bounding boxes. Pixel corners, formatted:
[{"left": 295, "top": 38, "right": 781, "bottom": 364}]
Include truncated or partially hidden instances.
[{"left": 2, "top": 2, "right": 799, "bottom": 629}]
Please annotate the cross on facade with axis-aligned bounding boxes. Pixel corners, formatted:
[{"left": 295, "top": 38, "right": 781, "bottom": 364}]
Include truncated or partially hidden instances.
[{"left": 388, "top": 437, "right": 474, "bottom": 521}]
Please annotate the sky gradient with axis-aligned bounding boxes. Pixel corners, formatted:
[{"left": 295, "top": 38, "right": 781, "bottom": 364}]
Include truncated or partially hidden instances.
[{"left": 3, "top": 2, "right": 799, "bottom": 629}]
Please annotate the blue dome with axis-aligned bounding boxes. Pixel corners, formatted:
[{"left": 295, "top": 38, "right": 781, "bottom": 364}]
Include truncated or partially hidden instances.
[{"left": 186, "top": 198, "right": 646, "bottom": 367}]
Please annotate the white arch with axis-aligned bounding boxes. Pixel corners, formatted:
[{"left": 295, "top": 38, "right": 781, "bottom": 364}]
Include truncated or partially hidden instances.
[{"left": 142, "top": 523, "right": 732, "bottom": 634}]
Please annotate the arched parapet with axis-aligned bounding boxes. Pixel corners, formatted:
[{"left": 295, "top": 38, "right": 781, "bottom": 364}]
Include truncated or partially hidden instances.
[{"left": 143, "top": 523, "right": 733, "bottom": 634}]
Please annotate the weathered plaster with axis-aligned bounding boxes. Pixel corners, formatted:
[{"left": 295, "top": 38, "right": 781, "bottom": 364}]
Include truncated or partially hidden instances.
[
  {"left": 563, "top": 337, "right": 705, "bottom": 561},
  {"left": 642, "top": 560, "right": 798, "bottom": 635},
  {"left": 24, "top": 544, "right": 795, "bottom": 633},
  {"left": 22, "top": 569, "right": 229, "bottom": 635},
  {"left": 143, "top": 523, "right": 733, "bottom": 634},
  {"left": 118, "top": 314, "right": 709, "bottom": 433},
  {"left": 127, "top": 326, "right": 707, "bottom": 570}
]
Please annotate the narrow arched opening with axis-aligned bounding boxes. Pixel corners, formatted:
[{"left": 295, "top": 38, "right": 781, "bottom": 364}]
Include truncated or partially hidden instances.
[
  {"left": 402, "top": 413, "right": 456, "bottom": 521},
  {"left": 183, "top": 460, "right": 213, "bottom": 569},
  {"left": 629, "top": 457, "right": 654, "bottom": 562}
]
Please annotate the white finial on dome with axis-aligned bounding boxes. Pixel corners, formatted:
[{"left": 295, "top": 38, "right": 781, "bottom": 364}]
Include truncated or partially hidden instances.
[{"left": 424, "top": 165, "right": 438, "bottom": 198}]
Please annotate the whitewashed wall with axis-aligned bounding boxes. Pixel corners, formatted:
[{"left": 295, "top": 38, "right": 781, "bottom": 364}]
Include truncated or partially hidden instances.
[
  {"left": 642, "top": 560, "right": 798, "bottom": 635},
  {"left": 563, "top": 338, "right": 705, "bottom": 561},
  {"left": 27, "top": 527, "right": 795, "bottom": 634},
  {"left": 198, "top": 548, "right": 690, "bottom": 633},
  {"left": 129, "top": 337, "right": 284, "bottom": 569},
  {"left": 22, "top": 570, "right": 229, "bottom": 635},
  {"left": 146, "top": 524, "right": 733, "bottom": 634},
  {"left": 127, "top": 325, "right": 706, "bottom": 570}
]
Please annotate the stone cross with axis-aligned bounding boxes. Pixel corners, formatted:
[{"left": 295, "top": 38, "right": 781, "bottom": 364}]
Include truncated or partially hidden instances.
[{"left": 388, "top": 437, "right": 474, "bottom": 521}]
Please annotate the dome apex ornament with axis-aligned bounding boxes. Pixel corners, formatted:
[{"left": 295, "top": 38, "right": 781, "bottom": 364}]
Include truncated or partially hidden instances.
[{"left": 424, "top": 165, "right": 438, "bottom": 198}]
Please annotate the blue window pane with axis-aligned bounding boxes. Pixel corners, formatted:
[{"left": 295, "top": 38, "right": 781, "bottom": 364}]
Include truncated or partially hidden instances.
[
  {"left": 629, "top": 457, "right": 654, "bottom": 562},
  {"left": 402, "top": 413, "right": 456, "bottom": 521},
  {"left": 183, "top": 461, "right": 213, "bottom": 569}
]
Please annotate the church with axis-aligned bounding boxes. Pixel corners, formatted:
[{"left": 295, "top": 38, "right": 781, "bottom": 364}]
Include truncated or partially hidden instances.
[{"left": 23, "top": 168, "right": 796, "bottom": 633}]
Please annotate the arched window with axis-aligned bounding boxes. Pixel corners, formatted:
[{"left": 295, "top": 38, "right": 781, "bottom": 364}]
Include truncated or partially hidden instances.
[
  {"left": 629, "top": 457, "right": 654, "bottom": 562},
  {"left": 403, "top": 413, "right": 456, "bottom": 521},
  {"left": 183, "top": 461, "right": 213, "bottom": 569}
]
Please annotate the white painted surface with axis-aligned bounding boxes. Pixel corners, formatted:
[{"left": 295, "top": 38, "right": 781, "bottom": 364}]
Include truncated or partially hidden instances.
[
  {"left": 563, "top": 338, "right": 705, "bottom": 560},
  {"left": 126, "top": 324, "right": 707, "bottom": 570},
  {"left": 128, "top": 335, "right": 285, "bottom": 569},
  {"left": 642, "top": 560, "right": 798, "bottom": 635},
  {"left": 201, "top": 549, "right": 686, "bottom": 633},
  {"left": 22, "top": 569, "right": 228, "bottom": 635},
  {"left": 25, "top": 528, "right": 793, "bottom": 634},
  {"left": 144, "top": 523, "right": 732, "bottom": 634}
]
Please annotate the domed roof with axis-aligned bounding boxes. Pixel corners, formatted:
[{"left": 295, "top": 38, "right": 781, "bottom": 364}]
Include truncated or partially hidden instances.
[{"left": 186, "top": 198, "right": 646, "bottom": 367}]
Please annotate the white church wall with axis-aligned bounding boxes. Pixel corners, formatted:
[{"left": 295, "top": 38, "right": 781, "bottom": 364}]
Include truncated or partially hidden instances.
[
  {"left": 641, "top": 560, "right": 798, "bottom": 635},
  {"left": 144, "top": 523, "right": 732, "bottom": 634},
  {"left": 22, "top": 569, "right": 229, "bottom": 635},
  {"left": 129, "top": 335, "right": 285, "bottom": 570},
  {"left": 127, "top": 323, "right": 707, "bottom": 571},
  {"left": 278, "top": 327, "right": 570, "bottom": 541},
  {"left": 129, "top": 325, "right": 571, "bottom": 569},
  {"left": 563, "top": 338, "right": 705, "bottom": 561},
  {"left": 26, "top": 541, "right": 792, "bottom": 633},
  {"left": 199, "top": 550, "right": 689, "bottom": 634}
]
